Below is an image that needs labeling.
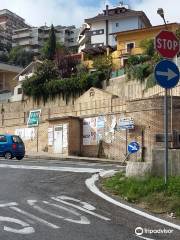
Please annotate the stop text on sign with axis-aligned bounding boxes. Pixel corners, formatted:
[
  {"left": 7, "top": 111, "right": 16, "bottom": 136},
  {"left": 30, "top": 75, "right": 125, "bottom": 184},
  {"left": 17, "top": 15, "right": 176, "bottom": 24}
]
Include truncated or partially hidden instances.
[
  {"left": 156, "top": 39, "right": 178, "bottom": 51},
  {"left": 155, "top": 30, "right": 179, "bottom": 59}
]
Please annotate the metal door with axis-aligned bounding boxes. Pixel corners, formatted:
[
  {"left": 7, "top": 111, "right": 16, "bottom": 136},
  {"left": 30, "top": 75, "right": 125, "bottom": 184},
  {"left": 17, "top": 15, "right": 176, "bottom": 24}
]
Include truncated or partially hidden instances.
[{"left": 54, "top": 125, "right": 63, "bottom": 153}]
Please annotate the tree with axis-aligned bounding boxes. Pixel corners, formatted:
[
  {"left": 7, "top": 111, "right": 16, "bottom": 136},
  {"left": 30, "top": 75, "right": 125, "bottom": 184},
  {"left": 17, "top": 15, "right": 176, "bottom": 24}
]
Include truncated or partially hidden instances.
[
  {"left": 41, "top": 25, "right": 56, "bottom": 60},
  {"left": 0, "top": 52, "right": 9, "bottom": 62},
  {"left": 125, "top": 39, "right": 162, "bottom": 88},
  {"left": 93, "top": 55, "right": 113, "bottom": 80},
  {"left": 22, "top": 58, "right": 109, "bottom": 104},
  {"left": 8, "top": 46, "right": 34, "bottom": 67}
]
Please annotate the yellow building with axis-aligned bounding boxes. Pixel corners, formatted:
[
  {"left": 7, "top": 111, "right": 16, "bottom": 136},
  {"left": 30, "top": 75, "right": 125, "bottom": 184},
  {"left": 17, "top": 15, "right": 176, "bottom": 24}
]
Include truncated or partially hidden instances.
[{"left": 112, "top": 23, "right": 180, "bottom": 69}]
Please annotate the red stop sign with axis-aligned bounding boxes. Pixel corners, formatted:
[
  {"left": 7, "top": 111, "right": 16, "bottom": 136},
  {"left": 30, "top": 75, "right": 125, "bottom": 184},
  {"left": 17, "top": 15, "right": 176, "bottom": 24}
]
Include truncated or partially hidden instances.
[{"left": 155, "top": 30, "right": 179, "bottom": 58}]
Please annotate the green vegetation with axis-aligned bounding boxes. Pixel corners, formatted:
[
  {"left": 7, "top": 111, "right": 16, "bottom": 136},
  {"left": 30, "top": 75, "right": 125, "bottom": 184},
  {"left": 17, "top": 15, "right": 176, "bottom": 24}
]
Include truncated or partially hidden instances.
[
  {"left": 8, "top": 46, "right": 35, "bottom": 67},
  {"left": 22, "top": 57, "right": 111, "bottom": 104},
  {"left": 0, "top": 46, "right": 35, "bottom": 67},
  {"left": 40, "top": 25, "right": 57, "bottom": 60},
  {"left": 102, "top": 172, "right": 180, "bottom": 218},
  {"left": 125, "top": 39, "right": 162, "bottom": 88}
]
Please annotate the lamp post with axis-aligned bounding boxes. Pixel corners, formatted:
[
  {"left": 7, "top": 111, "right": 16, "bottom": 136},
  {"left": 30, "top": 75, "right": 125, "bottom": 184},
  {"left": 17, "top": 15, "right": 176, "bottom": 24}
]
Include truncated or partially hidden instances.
[{"left": 157, "top": 8, "right": 168, "bottom": 28}]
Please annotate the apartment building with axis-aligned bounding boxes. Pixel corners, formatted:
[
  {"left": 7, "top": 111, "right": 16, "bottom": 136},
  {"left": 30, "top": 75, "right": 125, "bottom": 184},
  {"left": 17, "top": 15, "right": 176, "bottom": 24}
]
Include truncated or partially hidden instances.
[
  {"left": 78, "top": 4, "right": 151, "bottom": 54},
  {"left": 12, "top": 25, "right": 80, "bottom": 53},
  {"left": 0, "top": 9, "right": 29, "bottom": 50}
]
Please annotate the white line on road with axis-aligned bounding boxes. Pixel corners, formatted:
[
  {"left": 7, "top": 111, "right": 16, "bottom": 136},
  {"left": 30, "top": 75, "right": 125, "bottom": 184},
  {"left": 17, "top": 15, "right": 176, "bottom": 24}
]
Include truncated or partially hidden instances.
[
  {"left": 52, "top": 196, "right": 110, "bottom": 221},
  {"left": 10, "top": 206, "right": 59, "bottom": 229},
  {"left": 0, "top": 164, "right": 103, "bottom": 173},
  {"left": 0, "top": 216, "right": 34, "bottom": 234},
  {"left": 85, "top": 173, "right": 180, "bottom": 231}
]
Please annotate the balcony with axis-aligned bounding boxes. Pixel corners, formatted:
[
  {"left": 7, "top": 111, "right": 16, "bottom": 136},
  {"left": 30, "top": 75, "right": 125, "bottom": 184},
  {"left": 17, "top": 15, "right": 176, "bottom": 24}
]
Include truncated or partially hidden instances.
[
  {"left": 12, "top": 32, "right": 32, "bottom": 39},
  {"left": 119, "top": 47, "right": 143, "bottom": 57}
]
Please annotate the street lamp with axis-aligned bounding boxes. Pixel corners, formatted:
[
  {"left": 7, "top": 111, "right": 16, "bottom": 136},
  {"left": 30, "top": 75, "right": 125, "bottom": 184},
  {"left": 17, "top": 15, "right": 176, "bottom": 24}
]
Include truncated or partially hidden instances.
[{"left": 157, "top": 8, "right": 167, "bottom": 27}]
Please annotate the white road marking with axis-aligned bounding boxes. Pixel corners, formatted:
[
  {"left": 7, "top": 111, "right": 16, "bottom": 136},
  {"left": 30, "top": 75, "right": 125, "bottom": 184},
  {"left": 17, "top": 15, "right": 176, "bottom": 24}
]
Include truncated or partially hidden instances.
[
  {"left": 85, "top": 173, "right": 180, "bottom": 231},
  {"left": 136, "top": 235, "right": 155, "bottom": 240},
  {"left": 0, "top": 216, "right": 34, "bottom": 234},
  {"left": 0, "top": 202, "right": 18, "bottom": 207},
  {"left": 10, "top": 206, "right": 59, "bottom": 229},
  {"left": 52, "top": 196, "right": 110, "bottom": 221},
  {"left": 0, "top": 164, "right": 102, "bottom": 173},
  {"left": 27, "top": 200, "right": 90, "bottom": 225}
]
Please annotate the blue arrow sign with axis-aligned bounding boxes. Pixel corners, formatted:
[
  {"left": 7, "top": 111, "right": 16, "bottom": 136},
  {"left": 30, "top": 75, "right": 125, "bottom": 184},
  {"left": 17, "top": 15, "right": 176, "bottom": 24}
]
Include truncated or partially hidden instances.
[
  {"left": 128, "top": 141, "right": 140, "bottom": 154},
  {"left": 154, "top": 60, "right": 180, "bottom": 89}
]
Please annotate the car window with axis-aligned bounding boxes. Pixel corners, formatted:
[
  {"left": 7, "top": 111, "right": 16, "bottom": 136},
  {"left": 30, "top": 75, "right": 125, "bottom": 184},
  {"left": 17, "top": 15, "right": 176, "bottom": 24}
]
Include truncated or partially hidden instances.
[
  {"left": 12, "top": 136, "right": 23, "bottom": 144},
  {"left": 0, "top": 135, "right": 7, "bottom": 142}
]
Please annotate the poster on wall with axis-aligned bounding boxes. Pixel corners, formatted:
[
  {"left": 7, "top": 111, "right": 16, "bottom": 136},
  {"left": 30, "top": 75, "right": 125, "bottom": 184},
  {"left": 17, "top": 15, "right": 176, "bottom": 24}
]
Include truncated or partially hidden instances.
[
  {"left": 83, "top": 119, "right": 91, "bottom": 145},
  {"left": 89, "top": 117, "right": 97, "bottom": 145},
  {"left": 15, "top": 128, "right": 35, "bottom": 141},
  {"left": 63, "top": 124, "right": 68, "bottom": 148},
  {"left": 48, "top": 128, "right": 53, "bottom": 146},
  {"left": 96, "top": 115, "right": 105, "bottom": 143}
]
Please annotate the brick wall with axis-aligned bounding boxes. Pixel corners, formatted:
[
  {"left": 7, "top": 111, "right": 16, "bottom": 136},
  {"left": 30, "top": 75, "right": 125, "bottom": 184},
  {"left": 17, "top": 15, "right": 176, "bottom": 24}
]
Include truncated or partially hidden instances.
[{"left": 0, "top": 89, "right": 180, "bottom": 162}]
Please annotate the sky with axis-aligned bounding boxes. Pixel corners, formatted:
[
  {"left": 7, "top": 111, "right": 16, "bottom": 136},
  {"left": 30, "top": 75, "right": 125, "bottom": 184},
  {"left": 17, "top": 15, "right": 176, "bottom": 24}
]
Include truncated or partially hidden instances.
[{"left": 0, "top": 0, "right": 179, "bottom": 28}]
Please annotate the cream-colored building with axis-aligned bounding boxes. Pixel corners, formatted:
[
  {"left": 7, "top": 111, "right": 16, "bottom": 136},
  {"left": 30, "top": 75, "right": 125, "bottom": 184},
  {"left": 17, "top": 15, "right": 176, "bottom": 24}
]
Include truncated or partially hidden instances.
[
  {"left": 10, "top": 60, "right": 42, "bottom": 102},
  {"left": 0, "top": 62, "right": 23, "bottom": 101}
]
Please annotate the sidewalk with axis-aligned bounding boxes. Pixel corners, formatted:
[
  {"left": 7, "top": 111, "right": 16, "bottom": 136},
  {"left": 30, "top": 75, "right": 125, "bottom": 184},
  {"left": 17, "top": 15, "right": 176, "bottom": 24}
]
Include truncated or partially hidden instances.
[{"left": 25, "top": 152, "right": 122, "bottom": 164}]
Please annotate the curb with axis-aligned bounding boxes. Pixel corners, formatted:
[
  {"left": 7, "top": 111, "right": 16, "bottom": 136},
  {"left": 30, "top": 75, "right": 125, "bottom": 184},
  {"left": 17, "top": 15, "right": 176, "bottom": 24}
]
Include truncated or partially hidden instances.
[{"left": 24, "top": 154, "right": 124, "bottom": 165}]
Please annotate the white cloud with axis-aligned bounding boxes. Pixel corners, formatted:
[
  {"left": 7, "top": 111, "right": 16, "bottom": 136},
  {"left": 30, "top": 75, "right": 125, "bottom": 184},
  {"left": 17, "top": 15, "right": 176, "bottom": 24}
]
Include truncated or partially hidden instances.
[
  {"left": 130, "top": 0, "right": 180, "bottom": 26},
  {"left": 0, "top": 0, "right": 101, "bottom": 27},
  {"left": 0, "top": 0, "right": 179, "bottom": 29}
]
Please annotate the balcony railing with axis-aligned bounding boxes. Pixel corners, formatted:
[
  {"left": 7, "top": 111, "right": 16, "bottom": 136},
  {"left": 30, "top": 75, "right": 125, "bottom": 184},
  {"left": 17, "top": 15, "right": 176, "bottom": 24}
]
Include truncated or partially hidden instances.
[
  {"left": 12, "top": 32, "right": 32, "bottom": 39},
  {"left": 119, "top": 47, "right": 143, "bottom": 56}
]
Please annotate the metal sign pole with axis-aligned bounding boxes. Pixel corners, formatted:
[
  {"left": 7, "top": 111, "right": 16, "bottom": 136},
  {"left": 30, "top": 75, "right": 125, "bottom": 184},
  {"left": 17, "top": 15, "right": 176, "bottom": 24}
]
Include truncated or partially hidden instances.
[{"left": 164, "top": 89, "right": 168, "bottom": 185}]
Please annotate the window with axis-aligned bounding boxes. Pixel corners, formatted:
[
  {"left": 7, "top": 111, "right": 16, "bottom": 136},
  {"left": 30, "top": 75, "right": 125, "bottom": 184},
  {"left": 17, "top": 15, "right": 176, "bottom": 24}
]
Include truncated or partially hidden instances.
[
  {"left": 0, "top": 135, "right": 7, "bottom": 142},
  {"left": 116, "top": 23, "right": 119, "bottom": 27},
  {"left": 126, "top": 42, "right": 135, "bottom": 52},
  {"left": 17, "top": 88, "right": 22, "bottom": 94},
  {"left": 12, "top": 136, "right": 23, "bottom": 143}
]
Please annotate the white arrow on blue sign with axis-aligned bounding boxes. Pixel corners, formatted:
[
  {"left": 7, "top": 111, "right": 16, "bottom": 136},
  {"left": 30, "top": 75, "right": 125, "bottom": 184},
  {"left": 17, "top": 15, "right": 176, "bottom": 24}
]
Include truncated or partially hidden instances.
[
  {"left": 154, "top": 60, "right": 180, "bottom": 89},
  {"left": 128, "top": 141, "right": 140, "bottom": 154}
]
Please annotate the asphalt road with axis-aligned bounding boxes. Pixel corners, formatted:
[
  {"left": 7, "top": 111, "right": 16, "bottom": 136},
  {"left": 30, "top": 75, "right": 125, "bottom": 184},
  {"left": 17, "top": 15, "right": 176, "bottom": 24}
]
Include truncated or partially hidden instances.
[{"left": 0, "top": 158, "right": 179, "bottom": 240}]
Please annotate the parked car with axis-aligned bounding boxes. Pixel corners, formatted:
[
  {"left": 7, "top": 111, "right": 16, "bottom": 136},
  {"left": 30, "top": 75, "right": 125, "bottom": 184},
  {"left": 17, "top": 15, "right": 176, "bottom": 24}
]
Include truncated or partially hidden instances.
[{"left": 0, "top": 134, "right": 25, "bottom": 160}]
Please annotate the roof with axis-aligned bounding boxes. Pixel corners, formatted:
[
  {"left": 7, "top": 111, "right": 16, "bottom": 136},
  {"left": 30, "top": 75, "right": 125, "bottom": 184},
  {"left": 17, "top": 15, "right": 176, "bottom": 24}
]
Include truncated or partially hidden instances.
[
  {"left": 13, "top": 60, "right": 42, "bottom": 81},
  {"left": 76, "top": 87, "right": 118, "bottom": 102},
  {"left": 0, "top": 62, "right": 23, "bottom": 73},
  {"left": 110, "top": 22, "right": 180, "bottom": 36},
  {"left": 85, "top": 7, "right": 151, "bottom": 27},
  {"left": 47, "top": 116, "right": 80, "bottom": 122}
]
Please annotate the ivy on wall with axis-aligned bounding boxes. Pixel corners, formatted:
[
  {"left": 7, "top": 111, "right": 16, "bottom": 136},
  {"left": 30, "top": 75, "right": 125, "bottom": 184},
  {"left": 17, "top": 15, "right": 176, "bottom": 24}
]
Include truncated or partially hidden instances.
[
  {"left": 125, "top": 39, "right": 162, "bottom": 89},
  {"left": 22, "top": 57, "right": 112, "bottom": 104}
]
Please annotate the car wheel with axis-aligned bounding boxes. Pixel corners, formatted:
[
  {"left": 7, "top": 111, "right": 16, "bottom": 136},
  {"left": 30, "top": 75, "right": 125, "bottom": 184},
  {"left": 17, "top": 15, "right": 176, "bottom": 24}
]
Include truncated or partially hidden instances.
[
  {"left": 4, "top": 152, "right": 12, "bottom": 159},
  {"left": 16, "top": 156, "right": 23, "bottom": 160}
]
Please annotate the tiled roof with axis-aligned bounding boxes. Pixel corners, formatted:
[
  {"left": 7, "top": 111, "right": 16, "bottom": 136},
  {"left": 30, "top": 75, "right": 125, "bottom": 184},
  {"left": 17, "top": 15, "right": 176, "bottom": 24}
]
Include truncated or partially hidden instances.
[{"left": 85, "top": 7, "right": 151, "bottom": 27}]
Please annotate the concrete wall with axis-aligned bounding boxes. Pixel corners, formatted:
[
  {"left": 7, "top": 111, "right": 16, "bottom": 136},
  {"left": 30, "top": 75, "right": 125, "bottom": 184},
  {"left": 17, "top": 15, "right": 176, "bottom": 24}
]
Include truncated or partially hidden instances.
[
  {"left": 104, "top": 75, "right": 180, "bottom": 101},
  {"left": 152, "top": 149, "right": 180, "bottom": 176}
]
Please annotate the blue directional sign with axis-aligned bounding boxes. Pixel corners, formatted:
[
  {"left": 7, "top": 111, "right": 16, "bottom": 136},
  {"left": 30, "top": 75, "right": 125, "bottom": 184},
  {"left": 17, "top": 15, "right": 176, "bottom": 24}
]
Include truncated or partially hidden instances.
[
  {"left": 154, "top": 60, "right": 180, "bottom": 89},
  {"left": 128, "top": 141, "right": 140, "bottom": 154}
]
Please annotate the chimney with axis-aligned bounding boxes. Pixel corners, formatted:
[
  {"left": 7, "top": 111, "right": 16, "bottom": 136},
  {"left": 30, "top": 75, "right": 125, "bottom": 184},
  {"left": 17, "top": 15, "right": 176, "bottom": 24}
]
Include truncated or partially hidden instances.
[{"left": 106, "top": 5, "right": 109, "bottom": 16}]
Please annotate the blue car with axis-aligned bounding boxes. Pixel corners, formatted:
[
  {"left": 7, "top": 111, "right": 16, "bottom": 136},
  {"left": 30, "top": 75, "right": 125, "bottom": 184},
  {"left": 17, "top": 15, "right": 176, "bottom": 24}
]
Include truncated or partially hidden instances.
[{"left": 0, "top": 134, "right": 25, "bottom": 160}]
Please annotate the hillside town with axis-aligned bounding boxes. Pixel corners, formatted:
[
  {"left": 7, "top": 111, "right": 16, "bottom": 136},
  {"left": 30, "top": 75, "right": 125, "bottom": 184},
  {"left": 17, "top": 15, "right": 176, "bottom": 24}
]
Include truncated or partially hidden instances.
[{"left": 0, "top": 1, "right": 179, "bottom": 239}]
